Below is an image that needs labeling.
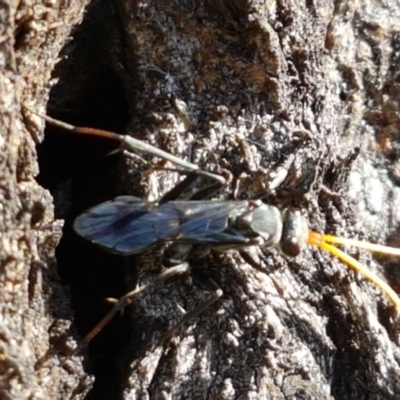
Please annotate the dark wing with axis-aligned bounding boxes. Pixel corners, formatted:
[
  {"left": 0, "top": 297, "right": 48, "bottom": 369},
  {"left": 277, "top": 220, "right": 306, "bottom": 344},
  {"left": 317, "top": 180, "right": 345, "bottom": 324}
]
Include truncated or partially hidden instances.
[
  {"left": 161, "top": 201, "right": 252, "bottom": 244},
  {"left": 74, "top": 198, "right": 252, "bottom": 255},
  {"left": 103, "top": 201, "right": 253, "bottom": 254},
  {"left": 73, "top": 196, "right": 161, "bottom": 255}
]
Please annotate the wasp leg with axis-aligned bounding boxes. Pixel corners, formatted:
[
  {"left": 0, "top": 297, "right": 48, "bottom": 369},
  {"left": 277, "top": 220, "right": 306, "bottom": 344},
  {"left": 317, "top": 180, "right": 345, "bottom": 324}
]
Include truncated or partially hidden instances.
[
  {"left": 158, "top": 266, "right": 223, "bottom": 344},
  {"left": 159, "top": 171, "right": 203, "bottom": 203},
  {"left": 24, "top": 105, "right": 225, "bottom": 184},
  {"left": 251, "top": 153, "right": 296, "bottom": 199},
  {"left": 188, "top": 181, "right": 225, "bottom": 200},
  {"left": 81, "top": 262, "right": 191, "bottom": 345},
  {"left": 159, "top": 170, "right": 225, "bottom": 203}
]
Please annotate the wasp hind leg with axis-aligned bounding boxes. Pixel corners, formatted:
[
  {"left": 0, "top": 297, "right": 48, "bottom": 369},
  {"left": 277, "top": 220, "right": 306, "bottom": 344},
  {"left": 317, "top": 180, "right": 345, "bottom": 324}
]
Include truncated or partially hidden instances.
[
  {"left": 159, "top": 170, "right": 225, "bottom": 203},
  {"left": 81, "top": 261, "right": 192, "bottom": 345}
]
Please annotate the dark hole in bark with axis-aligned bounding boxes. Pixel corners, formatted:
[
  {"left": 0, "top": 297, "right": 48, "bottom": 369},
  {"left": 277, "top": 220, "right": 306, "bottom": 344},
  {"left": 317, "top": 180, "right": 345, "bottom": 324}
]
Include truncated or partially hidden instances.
[{"left": 36, "top": 1, "right": 137, "bottom": 398}]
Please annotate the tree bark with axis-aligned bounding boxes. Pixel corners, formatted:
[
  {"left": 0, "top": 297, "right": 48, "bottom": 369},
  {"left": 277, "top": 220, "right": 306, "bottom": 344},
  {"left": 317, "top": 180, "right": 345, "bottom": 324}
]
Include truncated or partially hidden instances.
[
  {"left": 0, "top": 0, "right": 94, "bottom": 399},
  {"left": 3, "top": 0, "right": 400, "bottom": 399}
]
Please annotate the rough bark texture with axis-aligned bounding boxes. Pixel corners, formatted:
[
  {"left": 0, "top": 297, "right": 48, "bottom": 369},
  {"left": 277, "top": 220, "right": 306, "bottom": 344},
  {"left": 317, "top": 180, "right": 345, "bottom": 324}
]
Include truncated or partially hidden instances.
[
  {"left": 2, "top": 0, "right": 400, "bottom": 399},
  {"left": 0, "top": 0, "right": 93, "bottom": 399}
]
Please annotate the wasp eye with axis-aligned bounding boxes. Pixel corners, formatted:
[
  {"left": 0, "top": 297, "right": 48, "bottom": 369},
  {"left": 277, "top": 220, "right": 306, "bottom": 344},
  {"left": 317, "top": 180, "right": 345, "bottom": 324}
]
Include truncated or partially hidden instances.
[{"left": 280, "top": 208, "right": 309, "bottom": 257}]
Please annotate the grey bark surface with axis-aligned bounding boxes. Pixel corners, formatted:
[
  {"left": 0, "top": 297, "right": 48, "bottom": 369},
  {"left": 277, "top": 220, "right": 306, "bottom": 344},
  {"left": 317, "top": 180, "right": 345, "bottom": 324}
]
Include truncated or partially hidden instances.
[
  {"left": 2, "top": 0, "right": 400, "bottom": 399},
  {"left": 0, "top": 0, "right": 94, "bottom": 399}
]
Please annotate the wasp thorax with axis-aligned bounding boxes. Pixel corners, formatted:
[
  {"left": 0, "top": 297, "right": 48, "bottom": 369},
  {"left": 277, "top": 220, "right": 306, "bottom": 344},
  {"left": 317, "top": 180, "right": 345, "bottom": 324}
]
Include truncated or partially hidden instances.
[
  {"left": 280, "top": 207, "right": 309, "bottom": 257},
  {"left": 234, "top": 202, "right": 283, "bottom": 247}
]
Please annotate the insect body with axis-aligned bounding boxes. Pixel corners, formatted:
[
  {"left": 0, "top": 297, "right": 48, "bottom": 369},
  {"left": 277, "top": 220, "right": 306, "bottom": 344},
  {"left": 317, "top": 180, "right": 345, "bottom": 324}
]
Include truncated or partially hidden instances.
[
  {"left": 26, "top": 107, "right": 400, "bottom": 348},
  {"left": 74, "top": 192, "right": 400, "bottom": 346},
  {"left": 74, "top": 197, "right": 310, "bottom": 344},
  {"left": 74, "top": 197, "right": 308, "bottom": 258},
  {"left": 75, "top": 194, "right": 400, "bottom": 347}
]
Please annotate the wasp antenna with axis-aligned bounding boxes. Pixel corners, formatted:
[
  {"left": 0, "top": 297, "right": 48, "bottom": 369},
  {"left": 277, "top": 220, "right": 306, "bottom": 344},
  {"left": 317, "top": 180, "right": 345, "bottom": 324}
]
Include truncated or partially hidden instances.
[
  {"left": 308, "top": 232, "right": 400, "bottom": 312},
  {"left": 319, "top": 234, "right": 400, "bottom": 256}
]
